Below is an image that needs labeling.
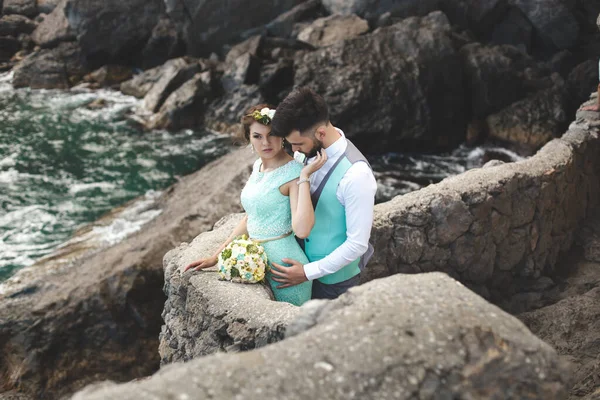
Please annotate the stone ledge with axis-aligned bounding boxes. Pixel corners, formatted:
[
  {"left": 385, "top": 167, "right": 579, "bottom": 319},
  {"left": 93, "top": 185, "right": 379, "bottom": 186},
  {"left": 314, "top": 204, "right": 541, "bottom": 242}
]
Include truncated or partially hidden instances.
[
  {"left": 74, "top": 273, "right": 571, "bottom": 400},
  {"left": 366, "top": 106, "right": 600, "bottom": 309},
  {"left": 159, "top": 214, "right": 300, "bottom": 364}
]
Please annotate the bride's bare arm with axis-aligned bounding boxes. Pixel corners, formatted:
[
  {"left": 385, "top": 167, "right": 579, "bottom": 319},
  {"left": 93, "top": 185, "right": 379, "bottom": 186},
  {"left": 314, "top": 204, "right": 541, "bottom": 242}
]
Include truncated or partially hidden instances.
[
  {"left": 289, "top": 151, "right": 327, "bottom": 239},
  {"left": 184, "top": 215, "right": 248, "bottom": 272}
]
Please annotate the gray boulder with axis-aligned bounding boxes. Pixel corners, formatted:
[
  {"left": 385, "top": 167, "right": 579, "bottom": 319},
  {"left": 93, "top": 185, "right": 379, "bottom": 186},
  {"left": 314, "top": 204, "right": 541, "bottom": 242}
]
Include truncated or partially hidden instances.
[
  {"left": 485, "top": 79, "right": 570, "bottom": 149},
  {"left": 30, "top": 0, "right": 163, "bottom": 66},
  {"left": 164, "top": 0, "right": 302, "bottom": 57},
  {"left": 266, "top": 0, "right": 325, "bottom": 38},
  {"left": 120, "top": 65, "right": 164, "bottom": 98},
  {"left": 36, "top": 0, "right": 61, "bottom": 13},
  {"left": 30, "top": 0, "right": 73, "bottom": 48},
  {"left": 0, "top": 14, "right": 36, "bottom": 36},
  {"left": 512, "top": 0, "right": 579, "bottom": 50},
  {"left": 294, "top": 11, "right": 467, "bottom": 153},
  {"left": 520, "top": 286, "right": 600, "bottom": 399},
  {"left": 460, "top": 42, "right": 551, "bottom": 119},
  {"left": 142, "top": 57, "right": 201, "bottom": 113},
  {"left": 146, "top": 71, "right": 214, "bottom": 130},
  {"left": 2, "top": 0, "right": 36, "bottom": 17},
  {"left": 0, "top": 36, "right": 20, "bottom": 62},
  {"left": 297, "top": 14, "right": 369, "bottom": 48},
  {"left": 12, "top": 41, "right": 87, "bottom": 88},
  {"left": 73, "top": 273, "right": 571, "bottom": 400},
  {"left": 140, "top": 14, "right": 184, "bottom": 70}
]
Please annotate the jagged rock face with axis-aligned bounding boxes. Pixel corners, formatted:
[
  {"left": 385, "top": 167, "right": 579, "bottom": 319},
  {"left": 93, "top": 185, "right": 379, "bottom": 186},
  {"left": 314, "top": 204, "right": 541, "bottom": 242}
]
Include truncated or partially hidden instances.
[
  {"left": 520, "top": 286, "right": 600, "bottom": 399},
  {"left": 485, "top": 79, "right": 570, "bottom": 149},
  {"left": 459, "top": 42, "right": 552, "bottom": 119},
  {"left": 294, "top": 11, "right": 467, "bottom": 153},
  {"left": 30, "top": 0, "right": 73, "bottom": 48},
  {"left": 2, "top": 0, "right": 37, "bottom": 17},
  {"left": 159, "top": 213, "right": 299, "bottom": 364},
  {"left": 296, "top": 14, "right": 369, "bottom": 48},
  {"left": 12, "top": 41, "right": 87, "bottom": 88},
  {"left": 73, "top": 273, "right": 571, "bottom": 400},
  {"left": 0, "top": 149, "right": 257, "bottom": 399},
  {"left": 0, "top": 15, "right": 37, "bottom": 36},
  {"left": 30, "top": 0, "right": 164, "bottom": 66},
  {"left": 511, "top": 0, "right": 579, "bottom": 51},
  {"left": 163, "top": 0, "right": 303, "bottom": 57}
]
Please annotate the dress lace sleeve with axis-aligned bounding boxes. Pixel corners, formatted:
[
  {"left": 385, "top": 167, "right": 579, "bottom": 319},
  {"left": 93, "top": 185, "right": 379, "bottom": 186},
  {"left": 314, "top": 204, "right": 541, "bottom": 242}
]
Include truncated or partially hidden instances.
[{"left": 274, "top": 160, "right": 303, "bottom": 188}]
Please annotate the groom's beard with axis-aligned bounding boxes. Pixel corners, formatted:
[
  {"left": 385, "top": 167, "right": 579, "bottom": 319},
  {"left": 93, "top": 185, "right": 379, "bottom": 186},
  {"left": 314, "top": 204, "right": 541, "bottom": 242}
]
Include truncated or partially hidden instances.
[{"left": 305, "top": 139, "right": 323, "bottom": 159}]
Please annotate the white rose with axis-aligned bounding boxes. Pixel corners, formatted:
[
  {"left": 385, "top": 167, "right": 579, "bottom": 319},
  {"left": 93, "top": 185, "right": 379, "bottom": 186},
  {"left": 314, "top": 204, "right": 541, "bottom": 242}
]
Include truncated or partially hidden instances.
[
  {"left": 267, "top": 109, "right": 276, "bottom": 120},
  {"left": 260, "top": 107, "right": 270, "bottom": 116}
]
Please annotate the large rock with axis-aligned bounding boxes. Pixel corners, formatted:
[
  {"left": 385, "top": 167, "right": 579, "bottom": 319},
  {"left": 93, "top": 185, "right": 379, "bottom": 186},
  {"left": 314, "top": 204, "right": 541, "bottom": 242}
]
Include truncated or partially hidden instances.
[
  {"left": 30, "top": 0, "right": 73, "bottom": 48},
  {"left": 266, "top": 0, "right": 325, "bottom": 38},
  {"left": 31, "top": 0, "right": 163, "bottom": 66},
  {"left": 322, "top": 0, "right": 439, "bottom": 20},
  {"left": 489, "top": 6, "right": 534, "bottom": 53},
  {"left": 146, "top": 71, "right": 214, "bottom": 130},
  {"left": 0, "top": 14, "right": 36, "bottom": 36},
  {"left": 164, "top": 0, "right": 302, "bottom": 57},
  {"left": 0, "top": 148, "right": 256, "bottom": 399},
  {"left": 82, "top": 65, "right": 133, "bottom": 87},
  {"left": 142, "top": 57, "right": 201, "bottom": 113},
  {"left": 297, "top": 14, "right": 369, "bottom": 48},
  {"left": 567, "top": 60, "right": 599, "bottom": 109},
  {"left": 120, "top": 64, "right": 164, "bottom": 98},
  {"left": 512, "top": 0, "right": 579, "bottom": 50},
  {"left": 520, "top": 286, "right": 600, "bottom": 399},
  {"left": 36, "top": 0, "right": 61, "bottom": 13},
  {"left": 204, "top": 84, "right": 265, "bottom": 133},
  {"left": 0, "top": 36, "right": 21, "bottom": 62},
  {"left": 2, "top": 0, "right": 36, "bottom": 17},
  {"left": 140, "top": 14, "right": 185, "bottom": 70},
  {"left": 74, "top": 273, "right": 570, "bottom": 400},
  {"left": 294, "top": 11, "right": 467, "bottom": 153},
  {"left": 12, "top": 41, "right": 87, "bottom": 89},
  {"left": 460, "top": 42, "right": 551, "bottom": 119},
  {"left": 485, "top": 79, "right": 570, "bottom": 149},
  {"left": 159, "top": 213, "right": 299, "bottom": 364}
]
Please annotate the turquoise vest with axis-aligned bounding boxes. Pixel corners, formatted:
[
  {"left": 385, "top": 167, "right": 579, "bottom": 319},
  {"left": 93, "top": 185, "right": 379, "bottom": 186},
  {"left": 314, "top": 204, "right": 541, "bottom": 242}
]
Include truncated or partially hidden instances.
[{"left": 304, "top": 157, "right": 361, "bottom": 284}]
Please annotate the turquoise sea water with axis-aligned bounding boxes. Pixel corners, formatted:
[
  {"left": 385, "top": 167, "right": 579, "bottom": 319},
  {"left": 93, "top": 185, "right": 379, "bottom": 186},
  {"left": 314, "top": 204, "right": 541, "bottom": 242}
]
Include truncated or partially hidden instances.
[{"left": 0, "top": 72, "right": 232, "bottom": 281}]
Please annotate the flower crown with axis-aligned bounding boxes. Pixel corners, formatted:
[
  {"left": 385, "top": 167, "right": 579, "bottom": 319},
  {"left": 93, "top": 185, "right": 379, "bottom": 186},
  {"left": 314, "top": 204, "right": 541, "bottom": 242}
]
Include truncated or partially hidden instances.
[{"left": 251, "top": 107, "right": 276, "bottom": 125}]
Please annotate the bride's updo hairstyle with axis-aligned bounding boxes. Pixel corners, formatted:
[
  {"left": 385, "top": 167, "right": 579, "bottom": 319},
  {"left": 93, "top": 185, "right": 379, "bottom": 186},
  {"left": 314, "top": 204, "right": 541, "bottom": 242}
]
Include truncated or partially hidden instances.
[{"left": 238, "top": 103, "right": 275, "bottom": 145}]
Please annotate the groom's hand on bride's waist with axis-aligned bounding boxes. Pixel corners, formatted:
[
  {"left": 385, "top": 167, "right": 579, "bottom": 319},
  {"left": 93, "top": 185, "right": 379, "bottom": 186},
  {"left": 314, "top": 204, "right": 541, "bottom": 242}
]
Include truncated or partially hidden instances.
[{"left": 270, "top": 258, "right": 308, "bottom": 288}]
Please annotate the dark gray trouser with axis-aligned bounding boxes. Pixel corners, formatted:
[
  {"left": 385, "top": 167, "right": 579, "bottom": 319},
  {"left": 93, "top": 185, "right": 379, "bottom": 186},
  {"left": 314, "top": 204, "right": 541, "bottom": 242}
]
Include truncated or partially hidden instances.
[{"left": 311, "top": 274, "right": 360, "bottom": 300}]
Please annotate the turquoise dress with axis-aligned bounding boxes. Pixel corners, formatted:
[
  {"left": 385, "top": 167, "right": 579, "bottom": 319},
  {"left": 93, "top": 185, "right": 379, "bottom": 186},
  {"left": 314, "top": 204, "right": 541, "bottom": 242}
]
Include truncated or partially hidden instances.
[{"left": 240, "top": 159, "right": 313, "bottom": 306}]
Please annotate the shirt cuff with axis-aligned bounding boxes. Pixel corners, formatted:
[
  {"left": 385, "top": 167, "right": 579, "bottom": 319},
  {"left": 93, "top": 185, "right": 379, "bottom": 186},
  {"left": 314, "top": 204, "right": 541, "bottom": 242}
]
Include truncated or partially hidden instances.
[{"left": 303, "top": 261, "right": 323, "bottom": 281}]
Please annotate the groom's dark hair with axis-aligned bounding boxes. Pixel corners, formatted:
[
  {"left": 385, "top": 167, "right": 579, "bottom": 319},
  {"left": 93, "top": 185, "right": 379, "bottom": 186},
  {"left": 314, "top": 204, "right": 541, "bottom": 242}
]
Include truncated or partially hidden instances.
[{"left": 271, "top": 87, "right": 329, "bottom": 138}]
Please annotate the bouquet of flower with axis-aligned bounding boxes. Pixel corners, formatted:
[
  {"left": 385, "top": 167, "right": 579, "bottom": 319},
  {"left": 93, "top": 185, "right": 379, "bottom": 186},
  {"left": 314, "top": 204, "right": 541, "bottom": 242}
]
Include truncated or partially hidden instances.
[{"left": 217, "top": 235, "right": 268, "bottom": 283}]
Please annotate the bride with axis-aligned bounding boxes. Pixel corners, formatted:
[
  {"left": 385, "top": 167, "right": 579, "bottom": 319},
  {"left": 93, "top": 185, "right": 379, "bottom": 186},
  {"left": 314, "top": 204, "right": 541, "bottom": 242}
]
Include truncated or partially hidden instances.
[{"left": 184, "top": 104, "right": 326, "bottom": 306}]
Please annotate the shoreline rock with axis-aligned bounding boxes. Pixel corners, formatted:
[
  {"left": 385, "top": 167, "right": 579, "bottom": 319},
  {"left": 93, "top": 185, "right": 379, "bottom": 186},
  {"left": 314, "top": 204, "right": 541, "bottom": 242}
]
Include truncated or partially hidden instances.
[{"left": 73, "top": 273, "right": 572, "bottom": 400}]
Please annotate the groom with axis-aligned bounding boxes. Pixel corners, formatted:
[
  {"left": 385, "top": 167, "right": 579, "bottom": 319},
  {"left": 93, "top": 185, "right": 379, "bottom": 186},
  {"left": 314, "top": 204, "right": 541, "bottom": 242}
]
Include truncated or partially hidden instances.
[{"left": 269, "top": 87, "right": 377, "bottom": 300}]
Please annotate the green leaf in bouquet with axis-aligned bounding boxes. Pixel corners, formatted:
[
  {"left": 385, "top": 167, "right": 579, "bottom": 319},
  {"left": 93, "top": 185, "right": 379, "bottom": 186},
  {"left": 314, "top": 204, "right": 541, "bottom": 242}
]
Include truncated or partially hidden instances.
[{"left": 221, "top": 248, "right": 232, "bottom": 260}]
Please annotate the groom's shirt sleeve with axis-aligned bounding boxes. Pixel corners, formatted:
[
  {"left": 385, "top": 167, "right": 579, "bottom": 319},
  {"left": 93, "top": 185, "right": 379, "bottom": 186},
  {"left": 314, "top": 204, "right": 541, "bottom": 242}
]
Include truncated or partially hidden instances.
[{"left": 303, "top": 161, "right": 377, "bottom": 281}]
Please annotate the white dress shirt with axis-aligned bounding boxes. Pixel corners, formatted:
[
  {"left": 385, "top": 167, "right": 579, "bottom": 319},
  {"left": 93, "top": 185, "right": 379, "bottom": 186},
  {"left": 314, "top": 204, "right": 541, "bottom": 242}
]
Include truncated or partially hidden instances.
[{"left": 303, "top": 128, "right": 378, "bottom": 281}]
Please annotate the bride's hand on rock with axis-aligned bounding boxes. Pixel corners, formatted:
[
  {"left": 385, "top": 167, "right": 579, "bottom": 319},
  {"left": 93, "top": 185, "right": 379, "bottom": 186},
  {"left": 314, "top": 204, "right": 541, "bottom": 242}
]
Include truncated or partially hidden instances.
[
  {"left": 184, "top": 255, "right": 218, "bottom": 272},
  {"left": 300, "top": 150, "right": 327, "bottom": 179}
]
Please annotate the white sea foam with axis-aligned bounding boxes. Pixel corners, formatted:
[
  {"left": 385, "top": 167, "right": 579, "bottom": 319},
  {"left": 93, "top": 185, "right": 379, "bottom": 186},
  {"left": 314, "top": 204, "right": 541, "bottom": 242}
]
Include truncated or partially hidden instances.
[{"left": 68, "top": 181, "right": 117, "bottom": 195}]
